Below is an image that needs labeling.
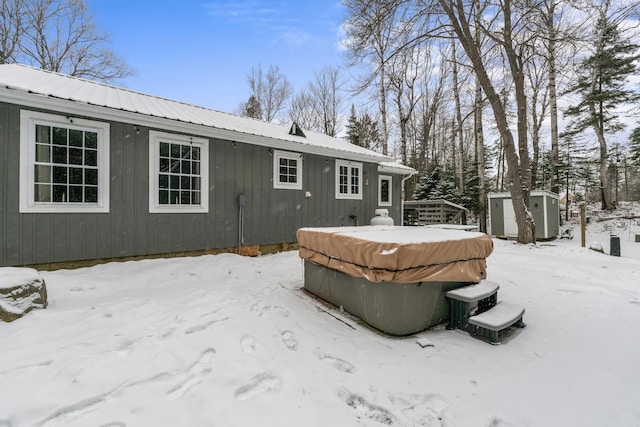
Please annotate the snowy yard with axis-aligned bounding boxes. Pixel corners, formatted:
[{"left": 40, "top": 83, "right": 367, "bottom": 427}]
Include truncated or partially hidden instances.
[{"left": 1, "top": 208, "right": 640, "bottom": 427}]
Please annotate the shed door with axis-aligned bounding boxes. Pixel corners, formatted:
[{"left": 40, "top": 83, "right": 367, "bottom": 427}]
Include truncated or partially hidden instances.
[{"left": 503, "top": 200, "right": 518, "bottom": 237}]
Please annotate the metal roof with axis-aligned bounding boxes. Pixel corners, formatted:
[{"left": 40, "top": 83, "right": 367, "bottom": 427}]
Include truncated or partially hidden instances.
[{"left": 0, "top": 63, "right": 415, "bottom": 173}]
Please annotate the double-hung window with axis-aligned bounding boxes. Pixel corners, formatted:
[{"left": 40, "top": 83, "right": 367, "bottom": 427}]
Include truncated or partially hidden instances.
[
  {"left": 273, "top": 150, "right": 302, "bottom": 190},
  {"left": 378, "top": 175, "right": 392, "bottom": 206},
  {"left": 19, "top": 110, "right": 110, "bottom": 213},
  {"left": 335, "top": 160, "right": 363, "bottom": 200},
  {"left": 149, "top": 131, "right": 209, "bottom": 213}
]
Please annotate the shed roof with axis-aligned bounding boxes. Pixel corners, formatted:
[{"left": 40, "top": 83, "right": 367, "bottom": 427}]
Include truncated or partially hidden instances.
[{"left": 0, "top": 64, "right": 415, "bottom": 174}]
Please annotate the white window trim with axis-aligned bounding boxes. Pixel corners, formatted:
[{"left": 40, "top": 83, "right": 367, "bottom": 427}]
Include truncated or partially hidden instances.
[
  {"left": 148, "top": 130, "right": 209, "bottom": 213},
  {"left": 19, "top": 110, "right": 110, "bottom": 213},
  {"left": 273, "top": 150, "right": 302, "bottom": 190},
  {"left": 378, "top": 175, "right": 392, "bottom": 206},
  {"left": 335, "top": 159, "right": 363, "bottom": 200}
]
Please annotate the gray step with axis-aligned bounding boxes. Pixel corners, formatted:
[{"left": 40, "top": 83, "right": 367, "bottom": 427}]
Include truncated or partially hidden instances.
[
  {"left": 446, "top": 281, "right": 500, "bottom": 303},
  {"left": 468, "top": 301, "right": 525, "bottom": 331}
]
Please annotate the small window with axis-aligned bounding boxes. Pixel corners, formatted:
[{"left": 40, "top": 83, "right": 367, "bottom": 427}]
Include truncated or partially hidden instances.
[
  {"left": 149, "top": 131, "right": 209, "bottom": 213},
  {"left": 19, "top": 110, "right": 110, "bottom": 213},
  {"left": 335, "top": 160, "right": 363, "bottom": 200},
  {"left": 378, "top": 175, "right": 392, "bottom": 206},
  {"left": 273, "top": 150, "right": 302, "bottom": 190}
]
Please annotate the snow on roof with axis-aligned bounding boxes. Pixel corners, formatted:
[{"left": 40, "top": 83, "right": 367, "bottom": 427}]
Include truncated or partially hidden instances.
[{"left": 0, "top": 64, "right": 414, "bottom": 172}]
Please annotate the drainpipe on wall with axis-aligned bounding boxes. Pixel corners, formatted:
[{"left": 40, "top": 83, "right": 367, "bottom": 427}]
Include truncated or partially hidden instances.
[
  {"left": 238, "top": 194, "right": 245, "bottom": 254},
  {"left": 401, "top": 174, "right": 413, "bottom": 227}
]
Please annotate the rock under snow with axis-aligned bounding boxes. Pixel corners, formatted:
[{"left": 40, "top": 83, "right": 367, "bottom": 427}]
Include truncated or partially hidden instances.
[{"left": 0, "top": 268, "right": 48, "bottom": 322}]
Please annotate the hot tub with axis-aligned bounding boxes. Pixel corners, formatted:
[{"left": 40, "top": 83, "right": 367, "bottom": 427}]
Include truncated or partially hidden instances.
[{"left": 297, "top": 226, "right": 494, "bottom": 335}]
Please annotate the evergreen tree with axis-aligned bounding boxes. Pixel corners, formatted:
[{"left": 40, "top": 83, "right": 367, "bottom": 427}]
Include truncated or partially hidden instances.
[
  {"left": 563, "top": 7, "right": 640, "bottom": 209},
  {"left": 240, "top": 95, "right": 262, "bottom": 120},
  {"left": 344, "top": 105, "right": 381, "bottom": 151},
  {"left": 345, "top": 104, "right": 359, "bottom": 146},
  {"left": 413, "top": 164, "right": 461, "bottom": 204}
]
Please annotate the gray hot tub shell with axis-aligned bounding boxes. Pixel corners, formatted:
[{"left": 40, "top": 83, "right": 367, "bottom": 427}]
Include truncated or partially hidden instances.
[{"left": 303, "top": 260, "right": 468, "bottom": 336}]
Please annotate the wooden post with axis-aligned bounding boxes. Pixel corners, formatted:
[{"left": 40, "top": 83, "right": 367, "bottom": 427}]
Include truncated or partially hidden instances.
[{"left": 580, "top": 202, "right": 586, "bottom": 248}]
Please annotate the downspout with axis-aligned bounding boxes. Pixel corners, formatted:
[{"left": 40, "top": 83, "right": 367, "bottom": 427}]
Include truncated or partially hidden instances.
[
  {"left": 401, "top": 173, "right": 413, "bottom": 227},
  {"left": 238, "top": 194, "right": 245, "bottom": 254}
]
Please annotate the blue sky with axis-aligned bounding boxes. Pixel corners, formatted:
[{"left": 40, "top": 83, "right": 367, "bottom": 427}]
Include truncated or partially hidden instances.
[{"left": 88, "top": 0, "right": 348, "bottom": 114}]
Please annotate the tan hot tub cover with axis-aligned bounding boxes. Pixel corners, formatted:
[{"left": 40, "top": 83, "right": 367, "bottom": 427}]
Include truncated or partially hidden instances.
[{"left": 297, "top": 226, "right": 494, "bottom": 283}]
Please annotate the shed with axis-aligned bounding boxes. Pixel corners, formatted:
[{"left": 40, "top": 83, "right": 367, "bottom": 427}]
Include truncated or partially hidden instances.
[
  {"left": 0, "top": 64, "right": 416, "bottom": 268},
  {"left": 488, "top": 191, "right": 560, "bottom": 240}
]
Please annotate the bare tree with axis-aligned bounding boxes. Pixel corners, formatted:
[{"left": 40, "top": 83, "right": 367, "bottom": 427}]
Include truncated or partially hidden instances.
[
  {"left": 473, "top": 0, "right": 487, "bottom": 232},
  {"left": 246, "top": 64, "right": 292, "bottom": 123},
  {"left": 287, "top": 66, "right": 343, "bottom": 136},
  {"left": 288, "top": 90, "right": 319, "bottom": 131},
  {"left": 438, "top": 0, "right": 536, "bottom": 243},
  {"left": 342, "top": 0, "right": 403, "bottom": 155},
  {"left": 388, "top": 41, "right": 423, "bottom": 165},
  {"left": 308, "top": 66, "right": 343, "bottom": 137},
  {"left": 0, "top": 0, "right": 26, "bottom": 63},
  {"left": 3, "top": 0, "right": 132, "bottom": 82},
  {"left": 526, "top": 55, "right": 549, "bottom": 189}
]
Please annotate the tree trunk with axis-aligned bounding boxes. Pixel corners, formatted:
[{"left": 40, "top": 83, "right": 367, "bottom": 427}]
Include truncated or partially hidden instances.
[
  {"left": 591, "top": 16, "right": 614, "bottom": 211},
  {"left": 440, "top": 0, "right": 535, "bottom": 243},
  {"left": 451, "top": 37, "right": 465, "bottom": 193},
  {"left": 379, "top": 67, "right": 389, "bottom": 155},
  {"left": 547, "top": 0, "right": 560, "bottom": 195},
  {"left": 474, "top": 0, "right": 487, "bottom": 233},
  {"left": 475, "top": 81, "right": 487, "bottom": 232}
]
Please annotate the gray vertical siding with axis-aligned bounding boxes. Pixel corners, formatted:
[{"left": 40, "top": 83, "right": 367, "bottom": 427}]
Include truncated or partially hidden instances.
[
  {"left": 1, "top": 102, "right": 406, "bottom": 267},
  {"left": 531, "top": 195, "right": 545, "bottom": 239}
]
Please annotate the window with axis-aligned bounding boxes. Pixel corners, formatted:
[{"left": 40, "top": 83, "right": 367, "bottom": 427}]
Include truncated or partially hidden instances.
[
  {"left": 273, "top": 150, "right": 302, "bottom": 190},
  {"left": 19, "top": 110, "right": 110, "bottom": 213},
  {"left": 149, "top": 131, "right": 209, "bottom": 213},
  {"left": 335, "top": 160, "right": 363, "bottom": 200},
  {"left": 378, "top": 175, "right": 392, "bottom": 206}
]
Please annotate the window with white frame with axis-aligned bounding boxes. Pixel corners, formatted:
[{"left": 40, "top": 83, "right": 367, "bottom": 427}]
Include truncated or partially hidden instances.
[
  {"left": 335, "top": 160, "right": 363, "bottom": 200},
  {"left": 19, "top": 110, "right": 110, "bottom": 213},
  {"left": 149, "top": 131, "right": 209, "bottom": 213},
  {"left": 378, "top": 175, "right": 392, "bottom": 206},
  {"left": 273, "top": 150, "right": 302, "bottom": 190}
]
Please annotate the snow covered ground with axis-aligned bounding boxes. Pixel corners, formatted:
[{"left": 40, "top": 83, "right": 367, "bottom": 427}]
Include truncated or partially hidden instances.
[{"left": 1, "top": 203, "right": 640, "bottom": 427}]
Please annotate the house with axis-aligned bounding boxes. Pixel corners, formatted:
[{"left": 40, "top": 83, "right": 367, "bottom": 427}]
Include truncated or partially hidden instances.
[
  {"left": 0, "top": 64, "right": 415, "bottom": 268},
  {"left": 488, "top": 191, "right": 560, "bottom": 240}
]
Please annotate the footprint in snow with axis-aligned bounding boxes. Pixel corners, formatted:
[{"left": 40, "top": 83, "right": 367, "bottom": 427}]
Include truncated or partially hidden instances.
[
  {"left": 37, "top": 383, "right": 127, "bottom": 427},
  {"left": 234, "top": 373, "right": 281, "bottom": 401},
  {"left": 184, "top": 317, "right": 230, "bottom": 335},
  {"left": 281, "top": 330, "right": 298, "bottom": 351},
  {"left": 259, "top": 305, "right": 289, "bottom": 317},
  {"left": 389, "top": 393, "right": 448, "bottom": 426},
  {"left": 0, "top": 360, "right": 53, "bottom": 378},
  {"left": 339, "top": 389, "right": 398, "bottom": 425},
  {"left": 166, "top": 348, "right": 216, "bottom": 401},
  {"left": 318, "top": 354, "right": 355, "bottom": 373},
  {"left": 241, "top": 335, "right": 256, "bottom": 353}
]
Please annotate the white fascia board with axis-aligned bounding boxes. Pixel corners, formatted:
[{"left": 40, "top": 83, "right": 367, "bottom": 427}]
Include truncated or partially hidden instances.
[
  {"left": 2, "top": 89, "right": 390, "bottom": 165},
  {"left": 378, "top": 162, "right": 417, "bottom": 175}
]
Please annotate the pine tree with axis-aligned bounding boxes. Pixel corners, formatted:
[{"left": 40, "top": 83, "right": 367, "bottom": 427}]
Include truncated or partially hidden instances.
[
  {"left": 563, "top": 7, "right": 640, "bottom": 209},
  {"left": 345, "top": 104, "right": 359, "bottom": 146},
  {"left": 344, "top": 105, "right": 381, "bottom": 151},
  {"left": 413, "top": 164, "right": 461, "bottom": 204},
  {"left": 241, "top": 95, "right": 262, "bottom": 120}
]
